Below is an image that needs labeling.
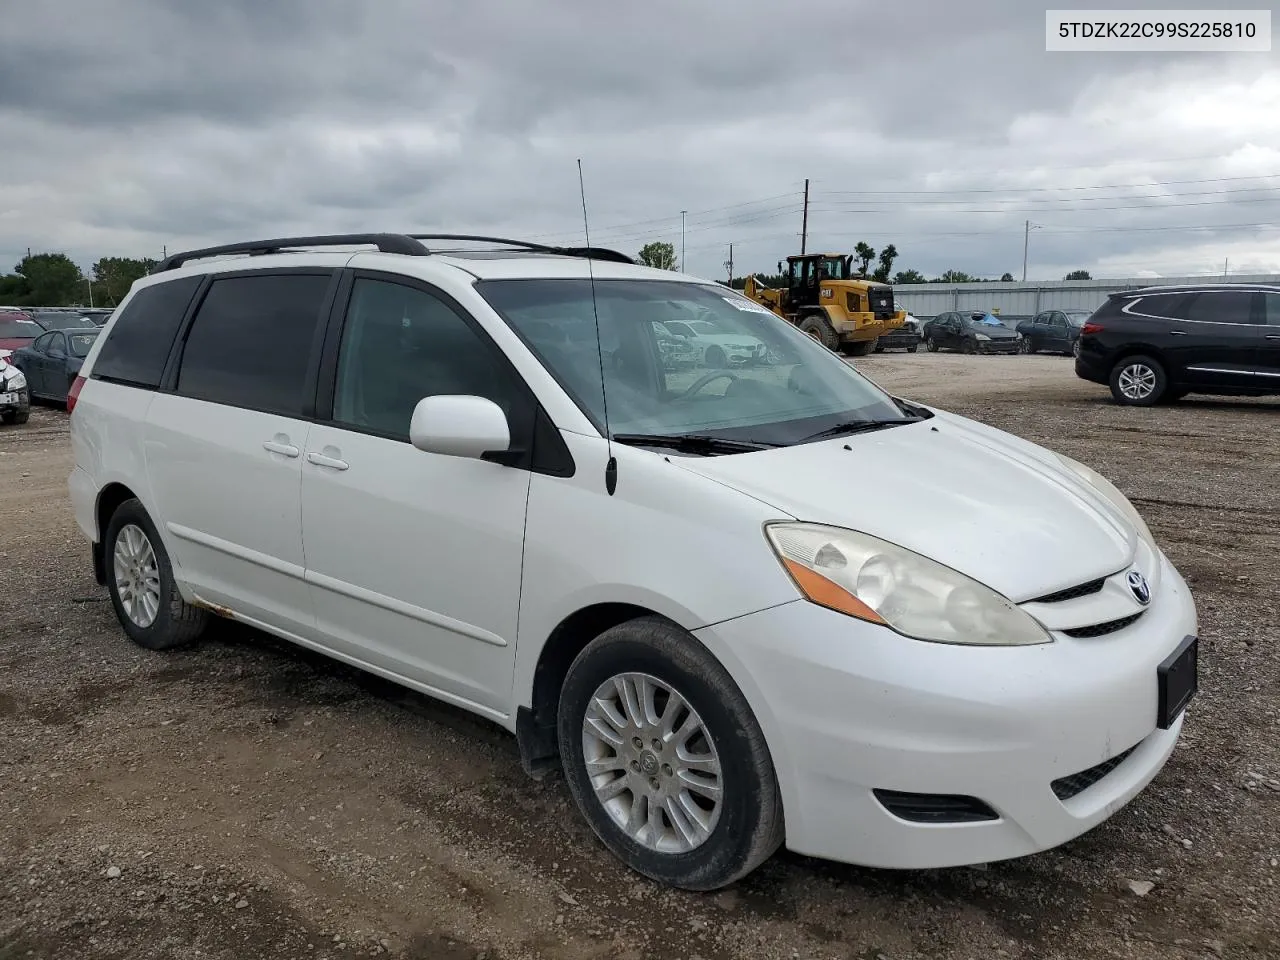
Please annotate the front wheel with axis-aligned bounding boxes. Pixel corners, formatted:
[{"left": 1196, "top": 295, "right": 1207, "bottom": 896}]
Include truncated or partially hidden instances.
[
  {"left": 1019, "top": 338, "right": 1032, "bottom": 354},
  {"left": 104, "top": 499, "right": 209, "bottom": 650},
  {"left": 962, "top": 339, "right": 977, "bottom": 355},
  {"left": 925, "top": 336, "right": 938, "bottom": 352},
  {"left": 1109, "top": 355, "right": 1167, "bottom": 406},
  {"left": 797, "top": 314, "right": 838, "bottom": 350},
  {"left": 558, "top": 617, "right": 784, "bottom": 891},
  {"left": 907, "top": 344, "right": 919, "bottom": 353},
  {"left": 1, "top": 390, "right": 30, "bottom": 424},
  {"left": 843, "top": 338, "right": 877, "bottom": 357}
]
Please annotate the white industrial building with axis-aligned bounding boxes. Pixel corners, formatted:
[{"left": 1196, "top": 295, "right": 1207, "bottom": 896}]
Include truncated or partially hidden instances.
[{"left": 893, "top": 274, "right": 1280, "bottom": 320}]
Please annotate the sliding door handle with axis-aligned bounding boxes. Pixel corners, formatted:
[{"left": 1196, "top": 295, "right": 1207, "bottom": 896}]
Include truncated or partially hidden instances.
[
  {"left": 262, "top": 440, "right": 300, "bottom": 458},
  {"left": 306, "top": 452, "right": 349, "bottom": 471}
]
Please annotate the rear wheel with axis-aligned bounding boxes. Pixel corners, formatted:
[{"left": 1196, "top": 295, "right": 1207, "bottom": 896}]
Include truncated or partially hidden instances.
[
  {"left": 797, "top": 314, "right": 837, "bottom": 350},
  {"left": 842, "top": 338, "right": 877, "bottom": 357},
  {"left": 104, "top": 499, "right": 209, "bottom": 650},
  {"left": 558, "top": 617, "right": 784, "bottom": 891},
  {"left": 907, "top": 344, "right": 919, "bottom": 353},
  {"left": 1071, "top": 339, "right": 1081, "bottom": 358},
  {"left": 1109, "top": 355, "right": 1167, "bottom": 406}
]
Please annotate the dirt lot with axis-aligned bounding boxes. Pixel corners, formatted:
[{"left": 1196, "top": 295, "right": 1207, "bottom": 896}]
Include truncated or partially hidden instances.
[{"left": 2, "top": 353, "right": 1278, "bottom": 960}]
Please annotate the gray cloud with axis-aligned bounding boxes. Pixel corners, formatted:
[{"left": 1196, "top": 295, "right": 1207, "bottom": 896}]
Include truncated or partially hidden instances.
[{"left": 2, "top": 0, "right": 1278, "bottom": 285}]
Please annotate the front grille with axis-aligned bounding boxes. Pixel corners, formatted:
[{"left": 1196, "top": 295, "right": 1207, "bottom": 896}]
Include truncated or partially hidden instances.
[
  {"left": 1051, "top": 743, "right": 1140, "bottom": 800},
  {"left": 1063, "top": 612, "right": 1144, "bottom": 638},
  {"left": 1030, "top": 577, "right": 1107, "bottom": 604},
  {"left": 873, "top": 789, "right": 999, "bottom": 824}
]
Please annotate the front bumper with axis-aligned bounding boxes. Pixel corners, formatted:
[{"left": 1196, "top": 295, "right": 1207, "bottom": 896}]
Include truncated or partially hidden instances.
[
  {"left": 977, "top": 340, "right": 1021, "bottom": 354},
  {"left": 693, "top": 551, "right": 1197, "bottom": 869}
]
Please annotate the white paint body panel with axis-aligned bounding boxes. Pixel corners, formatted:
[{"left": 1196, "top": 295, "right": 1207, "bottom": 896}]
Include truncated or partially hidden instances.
[{"left": 67, "top": 246, "right": 1199, "bottom": 872}]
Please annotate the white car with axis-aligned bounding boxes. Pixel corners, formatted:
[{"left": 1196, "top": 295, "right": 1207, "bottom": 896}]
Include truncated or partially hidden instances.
[
  {"left": 0, "top": 350, "right": 30, "bottom": 424},
  {"left": 68, "top": 233, "right": 1198, "bottom": 891},
  {"left": 658, "top": 317, "right": 769, "bottom": 367}
]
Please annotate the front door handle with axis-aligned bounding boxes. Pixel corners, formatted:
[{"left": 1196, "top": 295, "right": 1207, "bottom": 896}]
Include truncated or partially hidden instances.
[
  {"left": 306, "top": 451, "right": 349, "bottom": 471},
  {"left": 263, "top": 440, "right": 300, "bottom": 458},
  {"left": 1267, "top": 334, "right": 1280, "bottom": 340}
]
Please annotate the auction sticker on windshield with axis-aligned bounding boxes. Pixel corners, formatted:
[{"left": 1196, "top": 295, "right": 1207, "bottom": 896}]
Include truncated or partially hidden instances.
[{"left": 722, "top": 296, "right": 777, "bottom": 315}]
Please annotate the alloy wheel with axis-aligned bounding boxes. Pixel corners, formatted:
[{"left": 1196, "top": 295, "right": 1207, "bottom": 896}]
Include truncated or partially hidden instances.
[
  {"left": 1117, "top": 363, "right": 1157, "bottom": 401},
  {"left": 113, "top": 523, "right": 161, "bottom": 628},
  {"left": 581, "top": 672, "right": 723, "bottom": 854}
]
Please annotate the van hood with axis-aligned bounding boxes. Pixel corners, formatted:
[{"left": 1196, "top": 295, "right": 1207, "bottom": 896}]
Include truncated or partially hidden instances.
[{"left": 671, "top": 411, "right": 1136, "bottom": 602}]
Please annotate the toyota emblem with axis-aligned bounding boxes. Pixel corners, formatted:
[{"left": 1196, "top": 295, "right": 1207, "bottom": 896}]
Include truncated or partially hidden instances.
[{"left": 1127, "top": 570, "right": 1151, "bottom": 605}]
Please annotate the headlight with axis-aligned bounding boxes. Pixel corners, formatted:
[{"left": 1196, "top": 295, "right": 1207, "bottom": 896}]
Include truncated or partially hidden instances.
[
  {"left": 974, "top": 333, "right": 991, "bottom": 341},
  {"left": 1054, "top": 453, "right": 1157, "bottom": 553},
  {"left": 764, "top": 522, "right": 1051, "bottom": 646},
  {"left": 5, "top": 370, "right": 25, "bottom": 390}
]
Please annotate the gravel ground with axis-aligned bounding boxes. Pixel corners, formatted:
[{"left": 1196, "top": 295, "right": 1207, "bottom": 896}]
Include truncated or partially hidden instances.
[{"left": 1, "top": 353, "right": 1278, "bottom": 960}]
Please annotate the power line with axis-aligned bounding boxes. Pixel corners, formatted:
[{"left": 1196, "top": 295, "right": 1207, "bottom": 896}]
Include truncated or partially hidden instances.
[
  {"left": 810, "top": 184, "right": 1280, "bottom": 206},
  {"left": 815, "top": 172, "right": 1280, "bottom": 196},
  {"left": 806, "top": 196, "right": 1280, "bottom": 216}
]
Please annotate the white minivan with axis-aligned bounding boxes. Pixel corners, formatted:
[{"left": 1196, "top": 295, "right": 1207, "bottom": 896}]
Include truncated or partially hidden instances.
[{"left": 68, "top": 234, "right": 1198, "bottom": 890}]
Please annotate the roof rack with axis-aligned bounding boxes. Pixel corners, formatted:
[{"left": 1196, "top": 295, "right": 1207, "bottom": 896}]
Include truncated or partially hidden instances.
[
  {"left": 153, "top": 233, "right": 430, "bottom": 272},
  {"left": 407, "top": 234, "right": 637, "bottom": 265},
  {"left": 153, "top": 232, "right": 638, "bottom": 273}
]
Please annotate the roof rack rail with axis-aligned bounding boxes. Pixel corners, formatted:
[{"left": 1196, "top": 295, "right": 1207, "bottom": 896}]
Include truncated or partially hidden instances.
[
  {"left": 407, "top": 234, "right": 637, "bottom": 265},
  {"left": 153, "top": 233, "right": 430, "bottom": 272}
]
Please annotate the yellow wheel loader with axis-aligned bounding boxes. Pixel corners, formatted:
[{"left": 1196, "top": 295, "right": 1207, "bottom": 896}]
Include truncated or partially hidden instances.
[{"left": 742, "top": 253, "right": 906, "bottom": 356}]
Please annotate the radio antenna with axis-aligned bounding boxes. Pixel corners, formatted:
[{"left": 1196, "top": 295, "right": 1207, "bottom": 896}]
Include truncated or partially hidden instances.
[{"left": 578, "top": 159, "right": 617, "bottom": 495}]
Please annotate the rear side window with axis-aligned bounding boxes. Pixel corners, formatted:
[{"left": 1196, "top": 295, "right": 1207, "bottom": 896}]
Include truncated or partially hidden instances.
[
  {"left": 1183, "top": 291, "right": 1253, "bottom": 325},
  {"left": 92, "top": 276, "right": 202, "bottom": 387},
  {"left": 1262, "top": 293, "right": 1280, "bottom": 326},
  {"left": 1127, "top": 294, "right": 1192, "bottom": 321},
  {"left": 176, "top": 273, "right": 331, "bottom": 417}
]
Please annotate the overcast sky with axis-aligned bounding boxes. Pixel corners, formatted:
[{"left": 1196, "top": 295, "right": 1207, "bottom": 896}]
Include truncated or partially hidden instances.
[{"left": 2, "top": 0, "right": 1278, "bottom": 285}]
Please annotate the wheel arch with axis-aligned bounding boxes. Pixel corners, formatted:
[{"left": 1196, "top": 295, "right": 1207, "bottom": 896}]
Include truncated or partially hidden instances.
[
  {"left": 515, "top": 602, "right": 682, "bottom": 779},
  {"left": 92, "top": 482, "right": 142, "bottom": 584}
]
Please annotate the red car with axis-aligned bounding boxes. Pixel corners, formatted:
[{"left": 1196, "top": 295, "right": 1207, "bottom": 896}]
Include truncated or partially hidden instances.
[{"left": 0, "top": 312, "right": 42, "bottom": 353}]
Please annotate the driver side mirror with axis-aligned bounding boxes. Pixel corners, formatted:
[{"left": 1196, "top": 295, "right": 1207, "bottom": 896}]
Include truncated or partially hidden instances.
[{"left": 409, "top": 395, "right": 511, "bottom": 461}]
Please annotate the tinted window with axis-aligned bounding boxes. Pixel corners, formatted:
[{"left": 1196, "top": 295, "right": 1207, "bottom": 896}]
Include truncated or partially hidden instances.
[
  {"left": 0, "top": 318, "right": 40, "bottom": 339},
  {"left": 47, "top": 333, "right": 67, "bottom": 356},
  {"left": 33, "top": 332, "right": 59, "bottom": 353},
  {"left": 1129, "top": 294, "right": 1192, "bottom": 321},
  {"left": 1263, "top": 293, "right": 1280, "bottom": 326},
  {"left": 177, "top": 273, "right": 331, "bottom": 417},
  {"left": 332, "top": 278, "right": 525, "bottom": 439},
  {"left": 1183, "top": 291, "right": 1253, "bottom": 325},
  {"left": 93, "top": 275, "right": 202, "bottom": 387}
]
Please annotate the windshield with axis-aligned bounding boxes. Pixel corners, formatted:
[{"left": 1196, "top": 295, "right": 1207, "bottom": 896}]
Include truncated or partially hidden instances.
[
  {"left": 0, "top": 318, "right": 40, "bottom": 339},
  {"left": 68, "top": 331, "right": 99, "bottom": 357},
  {"left": 820, "top": 257, "right": 848, "bottom": 280},
  {"left": 39, "top": 314, "right": 97, "bottom": 330},
  {"left": 477, "top": 279, "right": 909, "bottom": 446}
]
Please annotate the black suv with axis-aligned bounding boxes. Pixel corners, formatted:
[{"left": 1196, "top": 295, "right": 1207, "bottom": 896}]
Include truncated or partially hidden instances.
[{"left": 1075, "top": 284, "right": 1280, "bottom": 405}]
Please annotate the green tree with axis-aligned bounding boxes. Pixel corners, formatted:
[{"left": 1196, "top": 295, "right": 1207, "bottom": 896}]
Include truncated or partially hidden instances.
[
  {"left": 872, "top": 244, "right": 898, "bottom": 283},
  {"left": 936, "top": 269, "right": 979, "bottom": 283},
  {"left": 853, "top": 242, "right": 876, "bottom": 277},
  {"left": 892, "top": 268, "right": 926, "bottom": 285},
  {"left": 1000, "top": 272, "right": 1015, "bottom": 282},
  {"left": 0, "top": 273, "right": 31, "bottom": 303},
  {"left": 1064, "top": 269, "right": 1092, "bottom": 280},
  {"left": 637, "top": 241, "right": 678, "bottom": 270},
  {"left": 14, "top": 252, "right": 83, "bottom": 306},
  {"left": 92, "top": 256, "right": 156, "bottom": 306}
]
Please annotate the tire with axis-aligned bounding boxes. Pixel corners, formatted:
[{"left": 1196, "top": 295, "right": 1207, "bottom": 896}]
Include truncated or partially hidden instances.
[
  {"left": 925, "top": 336, "right": 938, "bottom": 352},
  {"left": 907, "top": 344, "right": 919, "bottom": 353},
  {"left": 962, "top": 339, "right": 977, "bottom": 355},
  {"left": 704, "top": 346, "right": 727, "bottom": 369},
  {"left": 104, "top": 498, "right": 209, "bottom": 650},
  {"left": 873, "top": 344, "right": 885, "bottom": 353},
  {"left": 1108, "top": 355, "right": 1167, "bottom": 406},
  {"left": 797, "top": 314, "right": 838, "bottom": 350},
  {"left": 558, "top": 617, "right": 784, "bottom": 891},
  {"left": 1071, "top": 340, "right": 1081, "bottom": 359},
  {"left": 1019, "top": 339, "right": 1032, "bottom": 354}
]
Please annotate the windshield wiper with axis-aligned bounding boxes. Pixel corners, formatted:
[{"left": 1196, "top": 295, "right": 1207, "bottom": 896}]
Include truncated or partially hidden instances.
[
  {"left": 610, "top": 432, "right": 778, "bottom": 455},
  {"left": 799, "top": 417, "right": 921, "bottom": 443}
]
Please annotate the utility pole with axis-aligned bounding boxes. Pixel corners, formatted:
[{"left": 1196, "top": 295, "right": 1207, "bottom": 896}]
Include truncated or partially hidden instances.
[
  {"left": 680, "top": 211, "right": 687, "bottom": 271},
  {"left": 1022, "top": 220, "right": 1030, "bottom": 282},
  {"left": 1223, "top": 257, "right": 1229, "bottom": 278},
  {"left": 800, "top": 178, "right": 810, "bottom": 256},
  {"left": 724, "top": 243, "right": 734, "bottom": 286}
]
